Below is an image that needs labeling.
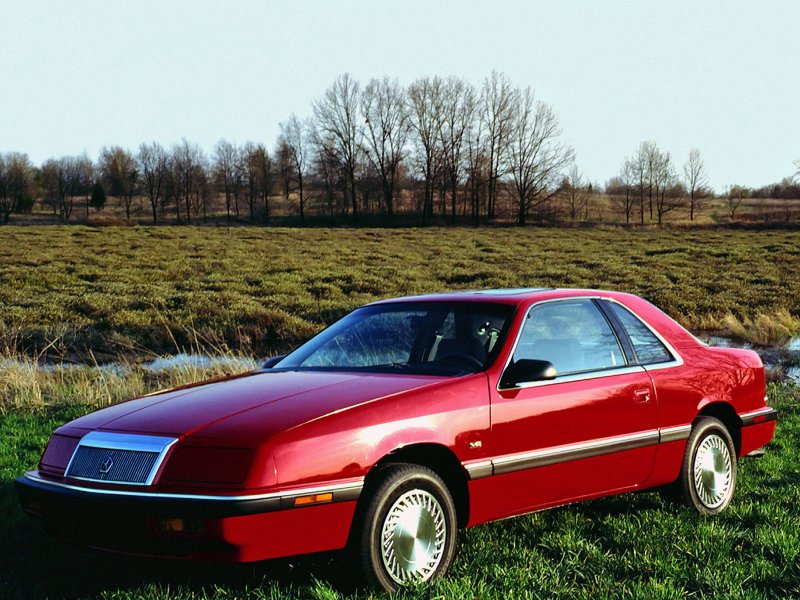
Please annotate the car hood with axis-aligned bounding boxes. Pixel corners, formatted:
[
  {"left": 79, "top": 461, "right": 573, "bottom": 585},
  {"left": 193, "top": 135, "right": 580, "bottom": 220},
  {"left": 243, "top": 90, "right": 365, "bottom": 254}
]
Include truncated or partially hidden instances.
[{"left": 59, "top": 370, "right": 449, "bottom": 438}]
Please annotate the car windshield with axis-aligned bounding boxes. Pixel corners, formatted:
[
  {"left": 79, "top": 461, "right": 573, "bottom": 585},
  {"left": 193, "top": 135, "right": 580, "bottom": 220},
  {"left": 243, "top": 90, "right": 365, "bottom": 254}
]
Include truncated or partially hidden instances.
[{"left": 275, "top": 301, "right": 516, "bottom": 376}]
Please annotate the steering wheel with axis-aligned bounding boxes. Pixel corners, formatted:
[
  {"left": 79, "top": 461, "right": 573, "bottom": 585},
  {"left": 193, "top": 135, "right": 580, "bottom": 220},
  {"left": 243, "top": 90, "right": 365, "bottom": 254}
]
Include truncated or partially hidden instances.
[{"left": 439, "top": 352, "right": 484, "bottom": 369}]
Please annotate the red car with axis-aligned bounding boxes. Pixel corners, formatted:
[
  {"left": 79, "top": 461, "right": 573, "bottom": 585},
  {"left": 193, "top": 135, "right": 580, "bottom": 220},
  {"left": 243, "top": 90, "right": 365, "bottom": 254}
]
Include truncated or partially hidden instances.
[{"left": 16, "top": 289, "right": 777, "bottom": 591}]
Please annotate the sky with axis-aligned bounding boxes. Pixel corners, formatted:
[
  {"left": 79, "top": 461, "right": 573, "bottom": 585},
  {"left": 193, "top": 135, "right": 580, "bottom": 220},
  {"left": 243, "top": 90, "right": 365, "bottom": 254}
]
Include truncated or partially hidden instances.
[{"left": 1, "top": 0, "right": 798, "bottom": 191}]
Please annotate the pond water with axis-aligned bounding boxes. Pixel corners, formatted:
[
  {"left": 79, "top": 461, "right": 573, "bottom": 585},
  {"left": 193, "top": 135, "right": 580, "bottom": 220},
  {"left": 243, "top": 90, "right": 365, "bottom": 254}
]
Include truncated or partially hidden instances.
[
  {"left": 143, "top": 353, "right": 259, "bottom": 372},
  {"left": 5, "top": 337, "right": 799, "bottom": 382},
  {"left": 697, "top": 334, "right": 800, "bottom": 382},
  {"left": 133, "top": 335, "right": 800, "bottom": 382},
  {"left": 1, "top": 353, "right": 259, "bottom": 376}
]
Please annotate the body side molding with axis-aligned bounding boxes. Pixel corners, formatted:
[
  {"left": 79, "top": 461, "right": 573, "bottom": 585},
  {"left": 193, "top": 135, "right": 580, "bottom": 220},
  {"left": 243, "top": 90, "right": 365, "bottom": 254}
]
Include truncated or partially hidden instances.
[{"left": 465, "top": 425, "right": 694, "bottom": 480}]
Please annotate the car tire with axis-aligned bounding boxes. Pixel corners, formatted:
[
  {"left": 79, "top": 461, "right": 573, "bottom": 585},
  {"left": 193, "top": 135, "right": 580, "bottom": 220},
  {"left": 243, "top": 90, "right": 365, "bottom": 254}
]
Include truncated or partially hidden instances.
[
  {"left": 679, "top": 416, "right": 737, "bottom": 515},
  {"left": 358, "top": 463, "right": 458, "bottom": 592}
]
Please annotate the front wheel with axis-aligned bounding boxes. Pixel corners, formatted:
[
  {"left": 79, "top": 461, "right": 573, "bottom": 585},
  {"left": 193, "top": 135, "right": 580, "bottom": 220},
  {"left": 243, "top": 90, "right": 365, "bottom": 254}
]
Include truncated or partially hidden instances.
[
  {"left": 679, "top": 416, "right": 737, "bottom": 515},
  {"left": 358, "top": 464, "right": 458, "bottom": 592}
]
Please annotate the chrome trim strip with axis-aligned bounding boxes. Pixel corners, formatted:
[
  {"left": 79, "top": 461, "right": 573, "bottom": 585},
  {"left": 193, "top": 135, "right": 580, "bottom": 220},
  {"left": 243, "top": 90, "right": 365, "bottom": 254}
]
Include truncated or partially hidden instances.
[
  {"left": 659, "top": 424, "right": 692, "bottom": 443},
  {"left": 77, "top": 432, "right": 177, "bottom": 452},
  {"left": 491, "top": 429, "right": 660, "bottom": 475},
  {"left": 463, "top": 460, "right": 493, "bottom": 480},
  {"left": 641, "top": 360, "right": 682, "bottom": 372},
  {"left": 64, "top": 432, "right": 179, "bottom": 487},
  {"left": 740, "top": 407, "right": 778, "bottom": 427},
  {"left": 24, "top": 471, "right": 364, "bottom": 503},
  {"left": 499, "top": 365, "right": 646, "bottom": 391}
]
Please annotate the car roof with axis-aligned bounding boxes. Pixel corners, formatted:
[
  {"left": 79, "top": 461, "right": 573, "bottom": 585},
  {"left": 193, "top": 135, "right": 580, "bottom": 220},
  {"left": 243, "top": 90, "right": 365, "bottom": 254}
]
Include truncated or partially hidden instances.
[{"left": 370, "top": 288, "right": 632, "bottom": 307}]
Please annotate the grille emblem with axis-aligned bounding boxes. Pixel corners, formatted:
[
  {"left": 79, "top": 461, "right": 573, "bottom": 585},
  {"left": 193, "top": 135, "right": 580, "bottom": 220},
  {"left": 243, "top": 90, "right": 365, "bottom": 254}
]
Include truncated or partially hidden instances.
[{"left": 98, "top": 454, "right": 114, "bottom": 474}]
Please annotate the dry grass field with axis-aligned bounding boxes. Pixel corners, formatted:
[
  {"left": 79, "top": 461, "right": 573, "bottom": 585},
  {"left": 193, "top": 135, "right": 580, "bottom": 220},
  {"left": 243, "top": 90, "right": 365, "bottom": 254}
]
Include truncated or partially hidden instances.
[{"left": 1, "top": 226, "right": 799, "bottom": 362}]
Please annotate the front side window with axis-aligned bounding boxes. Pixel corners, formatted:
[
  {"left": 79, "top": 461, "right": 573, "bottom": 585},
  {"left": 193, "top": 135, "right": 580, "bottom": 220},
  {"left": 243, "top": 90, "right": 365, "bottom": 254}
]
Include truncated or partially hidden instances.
[
  {"left": 277, "top": 302, "right": 515, "bottom": 376},
  {"left": 606, "top": 302, "right": 672, "bottom": 364},
  {"left": 512, "top": 299, "right": 625, "bottom": 376}
]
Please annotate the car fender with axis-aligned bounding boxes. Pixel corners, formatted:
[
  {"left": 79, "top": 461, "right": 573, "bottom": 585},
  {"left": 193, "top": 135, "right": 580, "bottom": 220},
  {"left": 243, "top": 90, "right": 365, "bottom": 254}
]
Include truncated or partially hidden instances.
[{"left": 268, "top": 375, "right": 491, "bottom": 488}]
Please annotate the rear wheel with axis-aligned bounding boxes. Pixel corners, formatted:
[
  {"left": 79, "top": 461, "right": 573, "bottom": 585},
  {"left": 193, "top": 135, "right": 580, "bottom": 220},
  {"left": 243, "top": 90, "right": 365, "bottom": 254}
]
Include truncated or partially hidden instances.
[
  {"left": 358, "top": 464, "right": 458, "bottom": 592},
  {"left": 679, "top": 417, "right": 737, "bottom": 515}
]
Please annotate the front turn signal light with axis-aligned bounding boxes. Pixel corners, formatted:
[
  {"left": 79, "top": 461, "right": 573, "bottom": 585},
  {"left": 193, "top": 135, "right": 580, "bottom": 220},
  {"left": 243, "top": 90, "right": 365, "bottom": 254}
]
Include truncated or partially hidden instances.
[
  {"left": 157, "top": 518, "right": 204, "bottom": 534},
  {"left": 293, "top": 492, "right": 333, "bottom": 507}
]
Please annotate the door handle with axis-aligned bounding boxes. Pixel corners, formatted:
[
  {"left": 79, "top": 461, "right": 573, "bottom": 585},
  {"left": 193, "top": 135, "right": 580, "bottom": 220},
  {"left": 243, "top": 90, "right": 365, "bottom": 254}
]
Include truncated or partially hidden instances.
[{"left": 634, "top": 389, "right": 651, "bottom": 403}]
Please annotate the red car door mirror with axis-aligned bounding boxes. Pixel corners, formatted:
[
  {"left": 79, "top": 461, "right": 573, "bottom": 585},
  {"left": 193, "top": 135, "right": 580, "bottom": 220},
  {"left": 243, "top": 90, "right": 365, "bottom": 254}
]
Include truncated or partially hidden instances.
[{"left": 500, "top": 359, "right": 557, "bottom": 388}]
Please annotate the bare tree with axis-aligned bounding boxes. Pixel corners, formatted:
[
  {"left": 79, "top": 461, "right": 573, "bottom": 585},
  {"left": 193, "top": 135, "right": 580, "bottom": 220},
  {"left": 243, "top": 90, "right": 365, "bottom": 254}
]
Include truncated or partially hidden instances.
[
  {"left": 313, "top": 74, "right": 363, "bottom": 219},
  {"left": 507, "top": 87, "right": 574, "bottom": 225},
  {"left": 241, "top": 142, "right": 271, "bottom": 221},
  {"left": 309, "top": 126, "right": 342, "bottom": 216},
  {"left": 172, "top": 139, "right": 205, "bottom": 223},
  {"left": 231, "top": 153, "right": 246, "bottom": 218},
  {"left": 644, "top": 141, "right": 661, "bottom": 221},
  {"left": 408, "top": 76, "right": 444, "bottom": 222},
  {"left": 280, "top": 114, "right": 310, "bottom": 222},
  {"left": 726, "top": 185, "right": 748, "bottom": 219},
  {"left": 481, "top": 71, "right": 516, "bottom": 221},
  {"left": 0, "top": 153, "right": 33, "bottom": 224},
  {"left": 777, "top": 177, "right": 795, "bottom": 223},
  {"left": 164, "top": 153, "right": 182, "bottom": 222},
  {"left": 137, "top": 142, "right": 169, "bottom": 223},
  {"left": 41, "top": 159, "right": 63, "bottom": 219},
  {"left": 684, "top": 148, "right": 709, "bottom": 221},
  {"left": 361, "top": 77, "right": 410, "bottom": 217},
  {"left": 652, "top": 149, "right": 683, "bottom": 226},
  {"left": 213, "top": 139, "right": 239, "bottom": 220},
  {"left": 631, "top": 143, "right": 648, "bottom": 224},
  {"left": 77, "top": 155, "right": 94, "bottom": 218},
  {"left": 275, "top": 138, "right": 293, "bottom": 204},
  {"left": 563, "top": 163, "right": 588, "bottom": 221},
  {"left": 242, "top": 144, "right": 258, "bottom": 221},
  {"left": 629, "top": 140, "right": 686, "bottom": 225},
  {"left": 465, "top": 110, "right": 487, "bottom": 225},
  {"left": 194, "top": 159, "right": 212, "bottom": 221},
  {"left": 41, "top": 156, "right": 88, "bottom": 221},
  {"left": 630, "top": 140, "right": 660, "bottom": 223},
  {"left": 614, "top": 159, "right": 637, "bottom": 226},
  {"left": 51, "top": 158, "right": 73, "bottom": 220},
  {"left": 98, "top": 147, "right": 137, "bottom": 221},
  {"left": 437, "top": 77, "right": 477, "bottom": 223},
  {"left": 254, "top": 144, "right": 273, "bottom": 224}
]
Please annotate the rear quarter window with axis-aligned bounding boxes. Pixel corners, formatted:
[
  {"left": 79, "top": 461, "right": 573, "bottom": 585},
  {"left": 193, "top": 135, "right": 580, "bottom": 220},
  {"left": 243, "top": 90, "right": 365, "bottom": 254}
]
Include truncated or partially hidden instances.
[{"left": 607, "top": 302, "right": 672, "bottom": 364}]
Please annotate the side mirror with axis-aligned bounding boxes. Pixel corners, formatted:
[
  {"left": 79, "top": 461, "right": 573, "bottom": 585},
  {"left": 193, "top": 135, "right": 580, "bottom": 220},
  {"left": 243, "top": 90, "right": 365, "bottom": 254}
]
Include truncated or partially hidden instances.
[
  {"left": 500, "top": 359, "right": 557, "bottom": 388},
  {"left": 262, "top": 355, "right": 286, "bottom": 369}
]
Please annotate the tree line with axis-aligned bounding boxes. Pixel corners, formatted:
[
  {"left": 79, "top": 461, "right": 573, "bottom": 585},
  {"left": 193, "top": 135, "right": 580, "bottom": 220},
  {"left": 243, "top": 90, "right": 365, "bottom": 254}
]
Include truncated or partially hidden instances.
[{"left": 1, "top": 72, "right": 799, "bottom": 226}]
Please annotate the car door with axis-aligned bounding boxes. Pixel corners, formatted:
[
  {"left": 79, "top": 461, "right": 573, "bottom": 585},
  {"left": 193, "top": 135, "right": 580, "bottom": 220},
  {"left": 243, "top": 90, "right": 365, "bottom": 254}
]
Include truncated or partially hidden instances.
[{"left": 486, "top": 298, "right": 659, "bottom": 519}]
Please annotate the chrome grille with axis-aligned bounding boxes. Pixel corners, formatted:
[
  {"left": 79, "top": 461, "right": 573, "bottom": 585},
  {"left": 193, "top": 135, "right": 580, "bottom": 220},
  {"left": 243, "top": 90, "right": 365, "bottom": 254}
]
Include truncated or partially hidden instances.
[
  {"left": 66, "top": 446, "right": 159, "bottom": 484},
  {"left": 64, "top": 431, "right": 178, "bottom": 486}
]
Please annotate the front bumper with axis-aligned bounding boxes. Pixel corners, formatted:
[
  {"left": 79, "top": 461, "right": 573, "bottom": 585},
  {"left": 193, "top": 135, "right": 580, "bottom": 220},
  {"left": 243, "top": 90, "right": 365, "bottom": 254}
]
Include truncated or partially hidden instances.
[{"left": 16, "top": 472, "right": 361, "bottom": 562}]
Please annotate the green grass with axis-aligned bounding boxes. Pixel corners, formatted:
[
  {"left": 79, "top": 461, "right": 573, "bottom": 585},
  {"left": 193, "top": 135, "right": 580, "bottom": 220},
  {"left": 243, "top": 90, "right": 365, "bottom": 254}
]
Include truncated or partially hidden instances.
[
  {"left": 1, "top": 377, "right": 797, "bottom": 599},
  {"left": 1, "top": 226, "right": 800, "bottom": 358}
]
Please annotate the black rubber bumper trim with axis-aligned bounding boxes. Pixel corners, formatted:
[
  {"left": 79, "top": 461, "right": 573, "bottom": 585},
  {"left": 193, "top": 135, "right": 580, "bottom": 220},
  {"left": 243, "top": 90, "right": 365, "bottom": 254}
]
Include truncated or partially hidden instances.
[{"left": 741, "top": 408, "right": 778, "bottom": 427}]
